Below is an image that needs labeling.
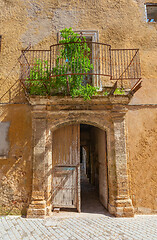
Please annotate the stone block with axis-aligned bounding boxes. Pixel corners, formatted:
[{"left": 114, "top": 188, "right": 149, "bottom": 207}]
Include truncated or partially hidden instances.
[
  {"left": 123, "top": 207, "right": 134, "bottom": 213},
  {"left": 27, "top": 208, "right": 46, "bottom": 218},
  {"left": 31, "top": 204, "right": 46, "bottom": 209},
  {"left": 116, "top": 207, "right": 124, "bottom": 214},
  {"left": 122, "top": 211, "right": 134, "bottom": 217},
  {"left": 31, "top": 191, "right": 45, "bottom": 200},
  {"left": 30, "top": 201, "right": 46, "bottom": 209},
  {"left": 115, "top": 198, "right": 133, "bottom": 207}
]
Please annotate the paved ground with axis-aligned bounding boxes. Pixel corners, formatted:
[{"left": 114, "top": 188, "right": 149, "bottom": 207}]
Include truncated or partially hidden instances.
[
  {"left": 1, "top": 177, "right": 157, "bottom": 239},
  {"left": 0, "top": 214, "right": 157, "bottom": 240}
]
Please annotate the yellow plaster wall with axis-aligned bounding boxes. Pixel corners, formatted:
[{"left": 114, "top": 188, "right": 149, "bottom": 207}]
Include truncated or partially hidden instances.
[
  {"left": 127, "top": 108, "right": 157, "bottom": 214},
  {"left": 127, "top": 76, "right": 157, "bottom": 214},
  {"left": 0, "top": 105, "right": 32, "bottom": 215},
  {"left": 0, "top": 0, "right": 157, "bottom": 214},
  {"left": 0, "top": 0, "right": 157, "bottom": 83}
]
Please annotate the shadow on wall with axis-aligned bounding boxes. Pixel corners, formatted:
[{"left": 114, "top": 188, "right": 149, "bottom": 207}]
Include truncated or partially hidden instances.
[
  {"left": 0, "top": 94, "right": 33, "bottom": 216},
  {"left": 0, "top": 79, "right": 28, "bottom": 105},
  {"left": 0, "top": 83, "right": 55, "bottom": 216}
]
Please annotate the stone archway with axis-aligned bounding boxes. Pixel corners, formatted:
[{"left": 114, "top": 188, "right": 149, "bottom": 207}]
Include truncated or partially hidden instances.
[{"left": 27, "top": 97, "right": 134, "bottom": 218}]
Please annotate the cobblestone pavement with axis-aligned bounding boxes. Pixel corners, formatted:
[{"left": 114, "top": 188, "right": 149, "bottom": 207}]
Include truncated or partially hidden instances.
[{"left": 0, "top": 214, "right": 157, "bottom": 240}]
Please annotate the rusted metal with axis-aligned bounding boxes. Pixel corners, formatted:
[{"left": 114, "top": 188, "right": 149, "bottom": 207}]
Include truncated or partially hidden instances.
[
  {"left": 20, "top": 42, "right": 141, "bottom": 95},
  {"left": 49, "top": 72, "right": 112, "bottom": 77},
  {"left": 108, "top": 81, "right": 117, "bottom": 96},
  {"left": 111, "top": 49, "right": 141, "bottom": 81},
  {"left": 130, "top": 78, "right": 142, "bottom": 91},
  {"left": 50, "top": 41, "right": 111, "bottom": 48},
  {"left": 129, "top": 81, "right": 142, "bottom": 96},
  {"left": 66, "top": 75, "right": 70, "bottom": 95}
]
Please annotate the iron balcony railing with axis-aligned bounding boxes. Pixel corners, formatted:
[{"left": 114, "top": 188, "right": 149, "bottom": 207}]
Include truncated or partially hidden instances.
[
  {"left": 111, "top": 49, "right": 141, "bottom": 81},
  {"left": 20, "top": 42, "right": 141, "bottom": 94}
]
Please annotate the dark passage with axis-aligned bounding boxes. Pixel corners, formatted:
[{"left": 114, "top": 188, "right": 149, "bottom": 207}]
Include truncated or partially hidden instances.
[
  {"left": 80, "top": 124, "right": 108, "bottom": 214},
  {"left": 81, "top": 173, "right": 107, "bottom": 214}
]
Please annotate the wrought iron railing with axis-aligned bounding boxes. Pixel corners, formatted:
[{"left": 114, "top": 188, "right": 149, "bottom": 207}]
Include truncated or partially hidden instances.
[
  {"left": 111, "top": 49, "right": 141, "bottom": 89},
  {"left": 20, "top": 50, "right": 51, "bottom": 81},
  {"left": 20, "top": 42, "right": 141, "bottom": 94},
  {"left": 111, "top": 49, "right": 141, "bottom": 80}
]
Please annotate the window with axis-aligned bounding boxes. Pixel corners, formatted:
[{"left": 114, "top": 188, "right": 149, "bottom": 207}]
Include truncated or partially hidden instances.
[
  {"left": 57, "top": 30, "right": 99, "bottom": 43},
  {"left": 0, "top": 36, "right": 2, "bottom": 52},
  {"left": 145, "top": 3, "right": 157, "bottom": 22},
  {"left": 0, "top": 122, "right": 10, "bottom": 158},
  {"left": 57, "top": 30, "right": 100, "bottom": 88}
]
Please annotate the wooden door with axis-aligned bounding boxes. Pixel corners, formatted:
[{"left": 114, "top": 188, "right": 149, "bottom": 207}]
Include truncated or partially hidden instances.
[{"left": 52, "top": 124, "right": 80, "bottom": 212}]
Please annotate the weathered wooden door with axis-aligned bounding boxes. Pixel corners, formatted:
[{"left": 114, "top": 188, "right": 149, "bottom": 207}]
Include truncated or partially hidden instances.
[{"left": 52, "top": 124, "right": 80, "bottom": 212}]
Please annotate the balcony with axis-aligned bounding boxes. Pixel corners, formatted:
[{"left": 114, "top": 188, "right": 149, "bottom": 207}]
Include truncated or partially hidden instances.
[{"left": 20, "top": 41, "right": 141, "bottom": 98}]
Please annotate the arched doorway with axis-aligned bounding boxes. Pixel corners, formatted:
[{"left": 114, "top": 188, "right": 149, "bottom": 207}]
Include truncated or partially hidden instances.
[
  {"left": 27, "top": 102, "right": 134, "bottom": 218},
  {"left": 51, "top": 123, "right": 108, "bottom": 213}
]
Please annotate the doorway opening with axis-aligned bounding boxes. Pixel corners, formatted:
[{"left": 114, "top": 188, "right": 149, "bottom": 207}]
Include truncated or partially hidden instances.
[
  {"left": 80, "top": 124, "right": 108, "bottom": 214},
  {"left": 51, "top": 123, "right": 108, "bottom": 214}
]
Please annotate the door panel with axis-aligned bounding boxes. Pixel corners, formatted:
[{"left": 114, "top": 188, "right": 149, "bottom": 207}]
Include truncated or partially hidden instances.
[
  {"left": 52, "top": 124, "right": 80, "bottom": 166},
  {"left": 52, "top": 124, "right": 80, "bottom": 211},
  {"left": 52, "top": 166, "right": 77, "bottom": 208}
]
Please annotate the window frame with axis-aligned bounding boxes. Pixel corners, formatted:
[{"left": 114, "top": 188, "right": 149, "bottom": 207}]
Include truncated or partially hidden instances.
[
  {"left": 57, "top": 30, "right": 101, "bottom": 88},
  {"left": 0, "top": 122, "right": 10, "bottom": 159},
  {"left": 145, "top": 3, "right": 157, "bottom": 23},
  {"left": 57, "top": 30, "right": 99, "bottom": 43}
]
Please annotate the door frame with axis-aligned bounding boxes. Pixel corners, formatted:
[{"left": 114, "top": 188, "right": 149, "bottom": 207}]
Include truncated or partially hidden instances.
[{"left": 27, "top": 105, "right": 134, "bottom": 218}]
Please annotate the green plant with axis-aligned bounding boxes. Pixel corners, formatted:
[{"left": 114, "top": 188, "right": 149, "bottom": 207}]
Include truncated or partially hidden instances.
[
  {"left": 114, "top": 88, "right": 125, "bottom": 95},
  {"left": 52, "top": 28, "right": 96, "bottom": 100},
  {"left": 103, "top": 91, "right": 109, "bottom": 96},
  {"left": 26, "top": 59, "right": 51, "bottom": 95},
  {"left": 26, "top": 28, "right": 98, "bottom": 100},
  {"left": 71, "top": 84, "right": 98, "bottom": 100}
]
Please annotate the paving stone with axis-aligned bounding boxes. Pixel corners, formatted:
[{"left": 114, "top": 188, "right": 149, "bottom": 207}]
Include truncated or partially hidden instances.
[{"left": 0, "top": 214, "right": 157, "bottom": 240}]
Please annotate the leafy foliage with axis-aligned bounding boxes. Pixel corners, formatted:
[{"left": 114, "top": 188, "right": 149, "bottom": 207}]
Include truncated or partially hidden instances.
[
  {"left": 103, "top": 91, "right": 109, "bottom": 96},
  {"left": 71, "top": 84, "right": 98, "bottom": 100},
  {"left": 52, "top": 28, "right": 96, "bottom": 99},
  {"left": 114, "top": 88, "right": 125, "bottom": 95},
  {"left": 26, "top": 59, "right": 51, "bottom": 95},
  {"left": 102, "top": 88, "right": 125, "bottom": 96},
  {"left": 26, "top": 28, "right": 98, "bottom": 100}
]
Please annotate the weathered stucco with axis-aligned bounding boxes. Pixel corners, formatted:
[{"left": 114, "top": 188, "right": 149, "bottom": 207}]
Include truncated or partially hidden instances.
[
  {"left": 0, "top": 0, "right": 157, "bottom": 81},
  {"left": 127, "top": 76, "right": 157, "bottom": 214},
  {"left": 127, "top": 108, "right": 157, "bottom": 214},
  {"left": 0, "top": 0, "right": 157, "bottom": 216},
  {"left": 0, "top": 105, "right": 32, "bottom": 215}
]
